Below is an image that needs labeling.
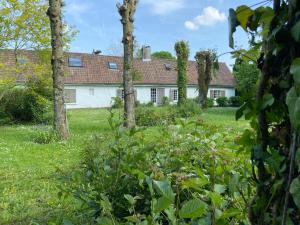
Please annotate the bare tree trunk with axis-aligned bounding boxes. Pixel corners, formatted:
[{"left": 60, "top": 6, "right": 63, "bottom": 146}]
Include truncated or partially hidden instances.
[
  {"left": 117, "top": 0, "right": 138, "bottom": 128},
  {"left": 47, "top": 0, "right": 69, "bottom": 139}
]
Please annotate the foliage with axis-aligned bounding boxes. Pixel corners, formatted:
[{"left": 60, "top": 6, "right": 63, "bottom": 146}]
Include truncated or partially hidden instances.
[
  {"left": 111, "top": 97, "right": 123, "bottom": 109},
  {"left": 175, "top": 41, "right": 189, "bottom": 106},
  {"left": 233, "top": 62, "right": 260, "bottom": 100},
  {"left": 61, "top": 111, "right": 253, "bottom": 224},
  {"left": 0, "top": 86, "right": 51, "bottom": 123},
  {"left": 230, "top": 1, "right": 300, "bottom": 223},
  {"left": 161, "top": 96, "right": 170, "bottom": 106},
  {"left": 152, "top": 51, "right": 175, "bottom": 60},
  {"left": 31, "top": 128, "right": 59, "bottom": 144},
  {"left": 135, "top": 106, "right": 177, "bottom": 126},
  {"left": 205, "top": 98, "right": 214, "bottom": 108},
  {"left": 228, "top": 96, "right": 243, "bottom": 107},
  {"left": 176, "top": 98, "right": 202, "bottom": 118},
  {"left": 216, "top": 97, "right": 228, "bottom": 107}
]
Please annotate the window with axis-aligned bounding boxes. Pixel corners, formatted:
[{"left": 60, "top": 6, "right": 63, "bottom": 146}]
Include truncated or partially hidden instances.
[
  {"left": 17, "top": 57, "right": 27, "bottom": 65},
  {"left": 64, "top": 89, "right": 76, "bottom": 103},
  {"left": 210, "top": 90, "right": 225, "bottom": 99},
  {"left": 117, "top": 89, "right": 125, "bottom": 100},
  {"left": 151, "top": 88, "right": 157, "bottom": 103},
  {"left": 172, "top": 89, "right": 178, "bottom": 101},
  {"left": 89, "top": 88, "right": 94, "bottom": 96},
  {"left": 108, "top": 62, "right": 118, "bottom": 70},
  {"left": 68, "top": 57, "right": 82, "bottom": 67}
]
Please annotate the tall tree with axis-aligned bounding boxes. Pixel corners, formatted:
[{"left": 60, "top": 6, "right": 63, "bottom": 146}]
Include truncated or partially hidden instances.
[
  {"left": 152, "top": 51, "right": 175, "bottom": 60},
  {"left": 195, "top": 51, "right": 215, "bottom": 108},
  {"left": 47, "top": 0, "right": 69, "bottom": 139},
  {"left": 230, "top": 0, "right": 300, "bottom": 224},
  {"left": 117, "top": 0, "right": 138, "bottom": 128},
  {"left": 175, "top": 41, "right": 189, "bottom": 106}
]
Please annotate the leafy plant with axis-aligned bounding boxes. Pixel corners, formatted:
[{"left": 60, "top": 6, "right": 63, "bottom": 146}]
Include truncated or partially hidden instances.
[
  {"left": 111, "top": 97, "right": 123, "bottom": 109},
  {"left": 216, "top": 97, "right": 228, "bottom": 107}
]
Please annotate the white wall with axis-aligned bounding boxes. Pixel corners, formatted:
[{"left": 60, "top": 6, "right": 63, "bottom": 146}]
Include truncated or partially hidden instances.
[{"left": 64, "top": 84, "right": 235, "bottom": 109}]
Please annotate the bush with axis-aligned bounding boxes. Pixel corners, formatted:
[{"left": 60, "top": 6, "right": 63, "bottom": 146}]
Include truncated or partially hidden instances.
[
  {"left": 146, "top": 101, "right": 154, "bottom": 107},
  {"left": 1, "top": 87, "right": 51, "bottom": 123},
  {"left": 216, "top": 96, "right": 228, "bottom": 107},
  {"left": 111, "top": 97, "right": 123, "bottom": 109},
  {"left": 31, "top": 128, "right": 59, "bottom": 144},
  {"left": 161, "top": 96, "right": 170, "bottom": 106},
  {"left": 176, "top": 99, "right": 201, "bottom": 118},
  {"left": 228, "top": 96, "right": 243, "bottom": 107},
  {"left": 205, "top": 98, "right": 214, "bottom": 108},
  {"left": 135, "top": 106, "right": 177, "bottom": 126}
]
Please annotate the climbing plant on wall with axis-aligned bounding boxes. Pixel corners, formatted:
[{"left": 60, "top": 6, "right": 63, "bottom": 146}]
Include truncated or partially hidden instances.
[
  {"left": 175, "top": 41, "right": 190, "bottom": 106},
  {"left": 230, "top": 0, "right": 300, "bottom": 224}
]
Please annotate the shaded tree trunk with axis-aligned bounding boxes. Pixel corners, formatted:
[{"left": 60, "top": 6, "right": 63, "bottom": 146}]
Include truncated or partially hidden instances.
[
  {"left": 117, "top": 0, "right": 138, "bottom": 128},
  {"left": 195, "top": 51, "right": 213, "bottom": 108},
  {"left": 47, "top": 0, "right": 69, "bottom": 139}
]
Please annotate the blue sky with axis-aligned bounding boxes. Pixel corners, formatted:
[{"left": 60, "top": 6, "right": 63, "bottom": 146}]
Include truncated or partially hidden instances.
[{"left": 64, "top": 0, "right": 271, "bottom": 67}]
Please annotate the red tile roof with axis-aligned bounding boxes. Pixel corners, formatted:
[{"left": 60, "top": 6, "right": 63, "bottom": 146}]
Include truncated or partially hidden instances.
[{"left": 0, "top": 50, "right": 235, "bottom": 87}]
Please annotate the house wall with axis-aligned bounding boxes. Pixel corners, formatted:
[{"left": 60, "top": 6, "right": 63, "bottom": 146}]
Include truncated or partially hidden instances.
[{"left": 64, "top": 84, "right": 235, "bottom": 109}]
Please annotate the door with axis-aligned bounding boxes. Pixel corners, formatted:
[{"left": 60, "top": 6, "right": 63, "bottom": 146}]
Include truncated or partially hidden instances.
[{"left": 157, "top": 88, "right": 165, "bottom": 105}]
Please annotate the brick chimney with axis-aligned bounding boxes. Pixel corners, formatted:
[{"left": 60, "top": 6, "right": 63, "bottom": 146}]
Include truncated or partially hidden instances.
[{"left": 142, "top": 45, "right": 151, "bottom": 62}]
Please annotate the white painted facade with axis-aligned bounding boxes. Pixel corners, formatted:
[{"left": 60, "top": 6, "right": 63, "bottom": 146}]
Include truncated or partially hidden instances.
[{"left": 64, "top": 84, "right": 235, "bottom": 109}]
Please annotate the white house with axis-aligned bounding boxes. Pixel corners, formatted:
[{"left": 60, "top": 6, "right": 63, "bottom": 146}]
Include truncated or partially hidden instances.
[
  {"left": 0, "top": 48, "right": 236, "bottom": 108},
  {"left": 64, "top": 47, "right": 235, "bottom": 108}
]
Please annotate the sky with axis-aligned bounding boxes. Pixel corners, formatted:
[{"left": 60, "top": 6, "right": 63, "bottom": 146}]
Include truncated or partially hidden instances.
[{"left": 64, "top": 0, "right": 272, "bottom": 68}]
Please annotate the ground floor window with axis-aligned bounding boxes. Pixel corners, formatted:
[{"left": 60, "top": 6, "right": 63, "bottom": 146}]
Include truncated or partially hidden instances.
[
  {"left": 64, "top": 89, "right": 76, "bottom": 103},
  {"left": 210, "top": 90, "right": 225, "bottom": 99},
  {"left": 170, "top": 89, "right": 178, "bottom": 101},
  {"left": 151, "top": 88, "right": 157, "bottom": 103}
]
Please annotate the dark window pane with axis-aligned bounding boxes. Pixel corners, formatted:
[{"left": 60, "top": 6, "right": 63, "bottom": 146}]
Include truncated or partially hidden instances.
[{"left": 108, "top": 62, "right": 118, "bottom": 69}]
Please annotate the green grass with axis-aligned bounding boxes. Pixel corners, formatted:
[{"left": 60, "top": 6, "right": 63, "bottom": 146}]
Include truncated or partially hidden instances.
[{"left": 0, "top": 107, "right": 247, "bottom": 224}]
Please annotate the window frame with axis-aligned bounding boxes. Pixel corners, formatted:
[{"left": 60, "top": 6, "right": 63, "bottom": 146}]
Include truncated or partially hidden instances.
[
  {"left": 151, "top": 88, "right": 157, "bottom": 103},
  {"left": 108, "top": 62, "right": 118, "bottom": 70},
  {"left": 211, "top": 89, "right": 225, "bottom": 99},
  {"left": 68, "top": 57, "right": 83, "bottom": 67}
]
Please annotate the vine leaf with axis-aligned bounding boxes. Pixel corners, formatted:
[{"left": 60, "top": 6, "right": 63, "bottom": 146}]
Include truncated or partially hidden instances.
[
  {"left": 290, "top": 178, "right": 300, "bottom": 209},
  {"left": 290, "top": 58, "right": 300, "bottom": 84},
  {"left": 236, "top": 5, "right": 253, "bottom": 31},
  {"left": 179, "top": 198, "right": 207, "bottom": 219},
  {"left": 229, "top": 8, "right": 239, "bottom": 48},
  {"left": 286, "top": 87, "right": 300, "bottom": 130},
  {"left": 291, "top": 21, "right": 300, "bottom": 42},
  {"left": 260, "top": 93, "right": 274, "bottom": 109}
]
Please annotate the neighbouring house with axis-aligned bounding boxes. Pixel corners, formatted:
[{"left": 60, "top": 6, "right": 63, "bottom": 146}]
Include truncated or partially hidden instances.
[{"left": 0, "top": 47, "right": 235, "bottom": 108}]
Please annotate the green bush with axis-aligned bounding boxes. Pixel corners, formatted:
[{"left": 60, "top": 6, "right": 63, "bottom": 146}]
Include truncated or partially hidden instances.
[
  {"left": 1, "top": 87, "right": 51, "bottom": 123},
  {"left": 228, "top": 96, "right": 243, "bottom": 107},
  {"left": 135, "top": 106, "right": 177, "bottom": 126},
  {"left": 216, "top": 96, "right": 228, "bottom": 107},
  {"left": 31, "top": 128, "right": 59, "bottom": 144},
  {"left": 61, "top": 115, "right": 253, "bottom": 224},
  {"left": 111, "top": 97, "right": 123, "bottom": 109},
  {"left": 176, "top": 99, "right": 201, "bottom": 118},
  {"left": 161, "top": 96, "right": 170, "bottom": 106},
  {"left": 205, "top": 98, "right": 214, "bottom": 108}
]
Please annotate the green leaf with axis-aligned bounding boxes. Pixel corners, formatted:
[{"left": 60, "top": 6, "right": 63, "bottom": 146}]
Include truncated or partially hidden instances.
[
  {"left": 221, "top": 208, "right": 241, "bottom": 219},
  {"left": 236, "top": 102, "right": 247, "bottom": 120},
  {"left": 236, "top": 5, "right": 254, "bottom": 30},
  {"left": 62, "top": 219, "right": 74, "bottom": 225},
  {"left": 229, "top": 8, "right": 240, "bottom": 48},
  {"left": 261, "top": 93, "right": 274, "bottom": 109},
  {"left": 179, "top": 198, "right": 207, "bottom": 219},
  {"left": 124, "top": 194, "right": 135, "bottom": 205},
  {"left": 291, "top": 21, "right": 300, "bottom": 42},
  {"left": 209, "top": 192, "right": 224, "bottom": 207},
  {"left": 181, "top": 178, "right": 209, "bottom": 191},
  {"left": 290, "top": 58, "right": 300, "bottom": 84},
  {"left": 96, "top": 217, "right": 114, "bottom": 225},
  {"left": 153, "top": 196, "right": 173, "bottom": 213},
  {"left": 295, "top": 148, "right": 300, "bottom": 172},
  {"left": 153, "top": 180, "right": 175, "bottom": 201},
  {"left": 290, "top": 178, "right": 300, "bottom": 209},
  {"left": 214, "top": 184, "right": 226, "bottom": 194},
  {"left": 286, "top": 87, "right": 300, "bottom": 130}
]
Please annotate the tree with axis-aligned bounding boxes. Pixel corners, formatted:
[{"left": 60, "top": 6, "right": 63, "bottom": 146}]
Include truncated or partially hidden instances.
[
  {"left": 230, "top": 0, "right": 300, "bottom": 224},
  {"left": 152, "top": 51, "right": 175, "bottom": 60},
  {"left": 175, "top": 41, "right": 189, "bottom": 106},
  {"left": 195, "top": 50, "right": 215, "bottom": 108},
  {"left": 47, "top": 0, "right": 69, "bottom": 139},
  {"left": 233, "top": 61, "right": 260, "bottom": 100},
  {"left": 117, "top": 0, "right": 138, "bottom": 128}
]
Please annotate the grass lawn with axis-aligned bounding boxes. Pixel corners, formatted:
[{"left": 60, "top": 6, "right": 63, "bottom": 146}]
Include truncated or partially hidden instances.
[{"left": 0, "top": 107, "right": 248, "bottom": 224}]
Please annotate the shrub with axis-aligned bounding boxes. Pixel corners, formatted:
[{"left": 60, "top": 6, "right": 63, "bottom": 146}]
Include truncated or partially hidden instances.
[
  {"left": 31, "top": 128, "right": 59, "bottom": 144},
  {"left": 146, "top": 101, "right": 154, "bottom": 107},
  {"left": 228, "top": 96, "right": 243, "bottom": 107},
  {"left": 111, "top": 97, "right": 123, "bottom": 109},
  {"left": 135, "top": 106, "right": 177, "bottom": 126},
  {"left": 216, "top": 96, "right": 228, "bottom": 107},
  {"left": 161, "top": 96, "right": 170, "bottom": 106},
  {"left": 135, "top": 100, "right": 141, "bottom": 107},
  {"left": 1, "top": 87, "right": 51, "bottom": 123},
  {"left": 205, "top": 98, "right": 214, "bottom": 108},
  {"left": 176, "top": 99, "right": 201, "bottom": 118}
]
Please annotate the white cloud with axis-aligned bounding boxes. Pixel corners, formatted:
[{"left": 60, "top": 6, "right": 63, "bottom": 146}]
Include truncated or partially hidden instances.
[
  {"left": 185, "top": 6, "right": 226, "bottom": 30},
  {"left": 142, "top": 0, "right": 185, "bottom": 15}
]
